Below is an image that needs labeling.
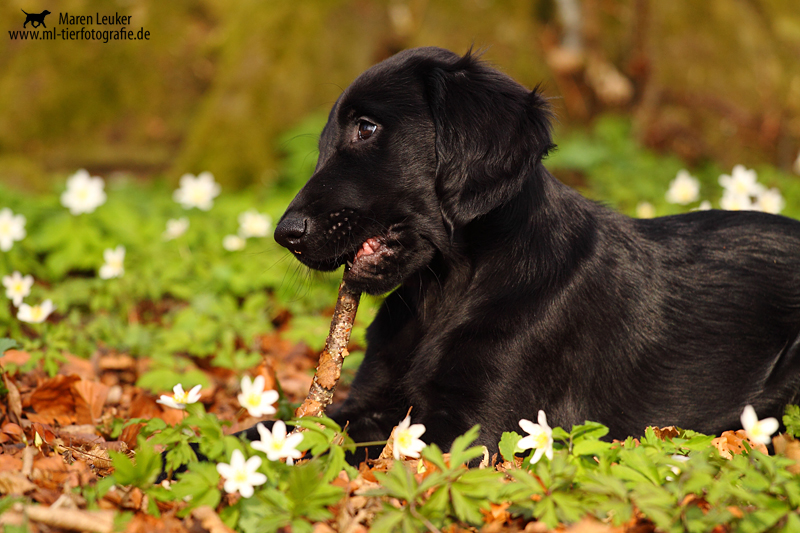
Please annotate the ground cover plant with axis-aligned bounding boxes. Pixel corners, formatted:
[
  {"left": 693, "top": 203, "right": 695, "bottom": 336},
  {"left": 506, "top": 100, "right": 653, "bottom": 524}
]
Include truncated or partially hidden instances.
[{"left": 1, "top": 116, "right": 800, "bottom": 532}]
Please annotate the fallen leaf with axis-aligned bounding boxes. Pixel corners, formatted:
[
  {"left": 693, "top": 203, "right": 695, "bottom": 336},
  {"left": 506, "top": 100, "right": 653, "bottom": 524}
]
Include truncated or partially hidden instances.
[
  {"left": 772, "top": 433, "right": 800, "bottom": 474},
  {"left": 0, "top": 471, "right": 37, "bottom": 495},
  {"left": 29, "top": 375, "right": 81, "bottom": 425},
  {"left": 651, "top": 426, "right": 680, "bottom": 440},
  {"left": 3, "top": 373, "right": 22, "bottom": 424},
  {"left": 712, "top": 430, "right": 767, "bottom": 459},
  {"left": 191, "top": 506, "right": 236, "bottom": 533},
  {"left": 71, "top": 379, "right": 109, "bottom": 424}
]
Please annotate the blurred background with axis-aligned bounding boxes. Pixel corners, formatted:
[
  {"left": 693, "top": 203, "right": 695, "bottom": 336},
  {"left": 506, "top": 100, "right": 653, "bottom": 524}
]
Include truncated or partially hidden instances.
[{"left": 1, "top": 0, "right": 799, "bottom": 191}]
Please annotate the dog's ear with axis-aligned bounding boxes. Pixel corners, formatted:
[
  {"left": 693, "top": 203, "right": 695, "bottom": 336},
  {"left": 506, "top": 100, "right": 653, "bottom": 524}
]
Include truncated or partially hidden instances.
[{"left": 425, "top": 51, "right": 554, "bottom": 230}]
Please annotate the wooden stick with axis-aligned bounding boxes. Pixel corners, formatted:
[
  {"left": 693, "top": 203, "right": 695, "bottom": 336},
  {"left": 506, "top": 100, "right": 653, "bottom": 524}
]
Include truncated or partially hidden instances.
[{"left": 294, "top": 277, "right": 360, "bottom": 423}]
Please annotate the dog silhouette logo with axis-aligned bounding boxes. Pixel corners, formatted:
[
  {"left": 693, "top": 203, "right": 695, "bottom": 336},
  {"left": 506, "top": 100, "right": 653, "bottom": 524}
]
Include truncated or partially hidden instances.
[{"left": 21, "top": 9, "right": 51, "bottom": 28}]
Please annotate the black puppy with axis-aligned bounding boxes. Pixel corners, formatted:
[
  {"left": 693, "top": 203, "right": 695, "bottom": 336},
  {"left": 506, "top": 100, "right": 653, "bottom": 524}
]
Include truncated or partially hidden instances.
[
  {"left": 22, "top": 10, "right": 51, "bottom": 28},
  {"left": 269, "top": 47, "right": 800, "bottom": 461}
]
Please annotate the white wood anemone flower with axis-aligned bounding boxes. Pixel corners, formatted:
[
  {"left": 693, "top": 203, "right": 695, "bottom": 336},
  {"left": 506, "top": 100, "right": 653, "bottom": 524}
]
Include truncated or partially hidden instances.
[
  {"left": 754, "top": 188, "right": 785, "bottom": 214},
  {"left": 740, "top": 405, "right": 779, "bottom": 446},
  {"left": 3, "top": 271, "right": 34, "bottom": 307},
  {"left": 17, "top": 299, "right": 54, "bottom": 324},
  {"left": 665, "top": 169, "right": 700, "bottom": 205},
  {"left": 518, "top": 410, "right": 554, "bottom": 464},
  {"left": 238, "top": 210, "right": 272, "bottom": 238},
  {"left": 237, "top": 375, "right": 279, "bottom": 417},
  {"left": 223, "top": 234, "right": 246, "bottom": 251},
  {"left": 173, "top": 172, "right": 221, "bottom": 211},
  {"left": 99, "top": 246, "right": 126, "bottom": 279},
  {"left": 0, "top": 208, "right": 26, "bottom": 252},
  {"left": 720, "top": 189, "right": 754, "bottom": 211},
  {"left": 719, "top": 165, "right": 764, "bottom": 197},
  {"left": 392, "top": 415, "right": 427, "bottom": 460},
  {"left": 61, "top": 169, "right": 107, "bottom": 215},
  {"left": 216, "top": 449, "right": 267, "bottom": 498},
  {"left": 251, "top": 421, "right": 304, "bottom": 462},
  {"left": 163, "top": 217, "right": 189, "bottom": 241},
  {"left": 156, "top": 384, "right": 202, "bottom": 410}
]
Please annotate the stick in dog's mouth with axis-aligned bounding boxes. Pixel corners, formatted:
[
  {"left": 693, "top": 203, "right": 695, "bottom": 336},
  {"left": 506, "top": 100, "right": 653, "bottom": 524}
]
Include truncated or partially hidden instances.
[{"left": 293, "top": 273, "right": 361, "bottom": 426}]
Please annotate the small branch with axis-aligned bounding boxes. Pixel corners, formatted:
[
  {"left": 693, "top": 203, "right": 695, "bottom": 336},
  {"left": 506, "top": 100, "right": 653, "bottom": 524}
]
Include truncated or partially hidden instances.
[{"left": 294, "top": 276, "right": 361, "bottom": 423}]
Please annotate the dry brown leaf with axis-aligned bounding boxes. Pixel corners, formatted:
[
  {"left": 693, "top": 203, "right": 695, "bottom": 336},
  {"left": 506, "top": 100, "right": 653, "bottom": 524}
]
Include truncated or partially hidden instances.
[
  {"left": 2, "top": 422, "right": 25, "bottom": 441},
  {"left": 772, "top": 433, "right": 800, "bottom": 474},
  {"left": 651, "top": 426, "right": 680, "bottom": 440},
  {"left": 96, "top": 352, "right": 136, "bottom": 371},
  {"left": 29, "top": 375, "right": 81, "bottom": 425},
  {"left": 191, "top": 506, "right": 236, "bottom": 533},
  {"left": 0, "top": 349, "right": 31, "bottom": 367},
  {"left": 61, "top": 353, "right": 96, "bottom": 381},
  {"left": 712, "top": 430, "right": 767, "bottom": 459},
  {"left": 0, "top": 471, "right": 37, "bottom": 495},
  {"left": 71, "top": 379, "right": 109, "bottom": 424},
  {"left": 0, "top": 454, "right": 23, "bottom": 472},
  {"left": 3, "top": 373, "right": 23, "bottom": 424}
]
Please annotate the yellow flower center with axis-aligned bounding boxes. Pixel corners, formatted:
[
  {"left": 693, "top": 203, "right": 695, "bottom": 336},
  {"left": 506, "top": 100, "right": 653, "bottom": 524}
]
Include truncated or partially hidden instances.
[
  {"left": 533, "top": 432, "right": 549, "bottom": 448},
  {"left": 29, "top": 306, "right": 44, "bottom": 321},
  {"left": 397, "top": 431, "right": 413, "bottom": 448},
  {"left": 244, "top": 392, "right": 261, "bottom": 407},
  {"left": 174, "top": 391, "right": 189, "bottom": 404}
]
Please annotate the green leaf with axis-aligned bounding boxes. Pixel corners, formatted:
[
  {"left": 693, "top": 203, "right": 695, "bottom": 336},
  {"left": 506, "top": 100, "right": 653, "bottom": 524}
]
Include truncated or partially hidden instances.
[
  {"left": 572, "top": 439, "right": 612, "bottom": 457},
  {"left": 0, "top": 338, "right": 18, "bottom": 355},
  {"left": 448, "top": 425, "right": 484, "bottom": 465},
  {"left": 571, "top": 421, "right": 609, "bottom": 442},
  {"left": 450, "top": 486, "right": 483, "bottom": 525},
  {"left": 499, "top": 431, "right": 523, "bottom": 462},
  {"left": 370, "top": 508, "right": 405, "bottom": 533},
  {"left": 109, "top": 438, "right": 161, "bottom": 488}
]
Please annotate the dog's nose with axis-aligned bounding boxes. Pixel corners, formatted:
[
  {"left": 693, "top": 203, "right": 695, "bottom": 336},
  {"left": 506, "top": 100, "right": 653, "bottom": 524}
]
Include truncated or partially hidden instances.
[{"left": 274, "top": 214, "right": 308, "bottom": 252}]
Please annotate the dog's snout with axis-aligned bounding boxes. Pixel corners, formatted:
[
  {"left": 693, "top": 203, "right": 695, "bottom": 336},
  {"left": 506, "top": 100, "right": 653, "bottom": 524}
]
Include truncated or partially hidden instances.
[{"left": 274, "top": 214, "right": 308, "bottom": 252}]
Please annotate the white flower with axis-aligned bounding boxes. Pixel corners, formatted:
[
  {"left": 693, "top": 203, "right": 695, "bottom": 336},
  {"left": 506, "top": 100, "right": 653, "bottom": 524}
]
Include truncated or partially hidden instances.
[
  {"left": 172, "top": 172, "right": 220, "bottom": 211},
  {"left": 0, "top": 208, "right": 26, "bottom": 252},
  {"left": 2, "top": 271, "right": 34, "bottom": 306},
  {"left": 223, "top": 234, "right": 246, "bottom": 251},
  {"left": 156, "top": 384, "right": 202, "bottom": 410},
  {"left": 392, "top": 415, "right": 427, "bottom": 460},
  {"left": 17, "top": 299, "right": 54, "bottom": 324},
  {"left": 740, "top": 404, "right": 779, "bottom": 446},
  {"left": 518, "top": 410, "right": 554, "bottom": 464},
  {"left": 163, "top": 217, "right": 189, "bottom": 241},
  {"left": 99, "top": 246, "right": 125, "bottom": 279},
  {"left": 237, "top": 375, "right": 279, "bottom": 417},
  {"left": 665, "top": 170, "right": 700, "bottom": 205},
  {"left": 754, "top": 188, "right": 784, "bottom": 214},
  {"left": 719, "top": 189, "right": 754, "bottom": 211},
  {"left": 667, "top": 454, "right": 690, "bottom": 481},
  {"left": 251, "top": 421, "right": 304, "bottom": 462},
  {"left": 60, "top": 169, "right": 107, "bottom": 215},
  {"left": 216, "top": 449, "right": 267, "bottom": 498},
  {"left": 635, "top": 202, "right": 655, "bottom": 219},
  {"left": 719, "top": 165, "right": 764, "bottom": 197},
  {"left": 238, "top": 210, "right": 272, "bottom": 238},
  {"left": 694, "top": 200, "right": 712, "bottom": 211}
]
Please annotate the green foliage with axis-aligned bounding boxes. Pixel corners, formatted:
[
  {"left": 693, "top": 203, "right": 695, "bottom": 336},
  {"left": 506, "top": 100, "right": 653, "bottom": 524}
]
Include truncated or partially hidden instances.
[
  {"left": 784, "top": 405, "right": 800, "bottom": 438},
  {"left": 369, "top": 426, "right": 503, "bottom": 530}
]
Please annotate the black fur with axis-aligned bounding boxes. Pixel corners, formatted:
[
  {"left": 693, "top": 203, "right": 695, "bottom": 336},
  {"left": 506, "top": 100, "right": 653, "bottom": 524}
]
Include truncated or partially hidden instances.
[{"left": 271, "top": 47, "right": 800, "bottom": 462}]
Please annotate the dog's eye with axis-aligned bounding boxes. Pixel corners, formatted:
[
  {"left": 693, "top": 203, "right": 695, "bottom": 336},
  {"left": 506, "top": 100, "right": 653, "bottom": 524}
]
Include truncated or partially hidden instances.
[{"left": 357, "top": 120, "right": 377, "bottom": 141}]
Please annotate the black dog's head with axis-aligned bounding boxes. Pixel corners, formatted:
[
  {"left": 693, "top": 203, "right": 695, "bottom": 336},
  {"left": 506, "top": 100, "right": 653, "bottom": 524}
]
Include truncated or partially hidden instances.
[{"left": 274, "top": 47, "right": 554, "bottom": 294}]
